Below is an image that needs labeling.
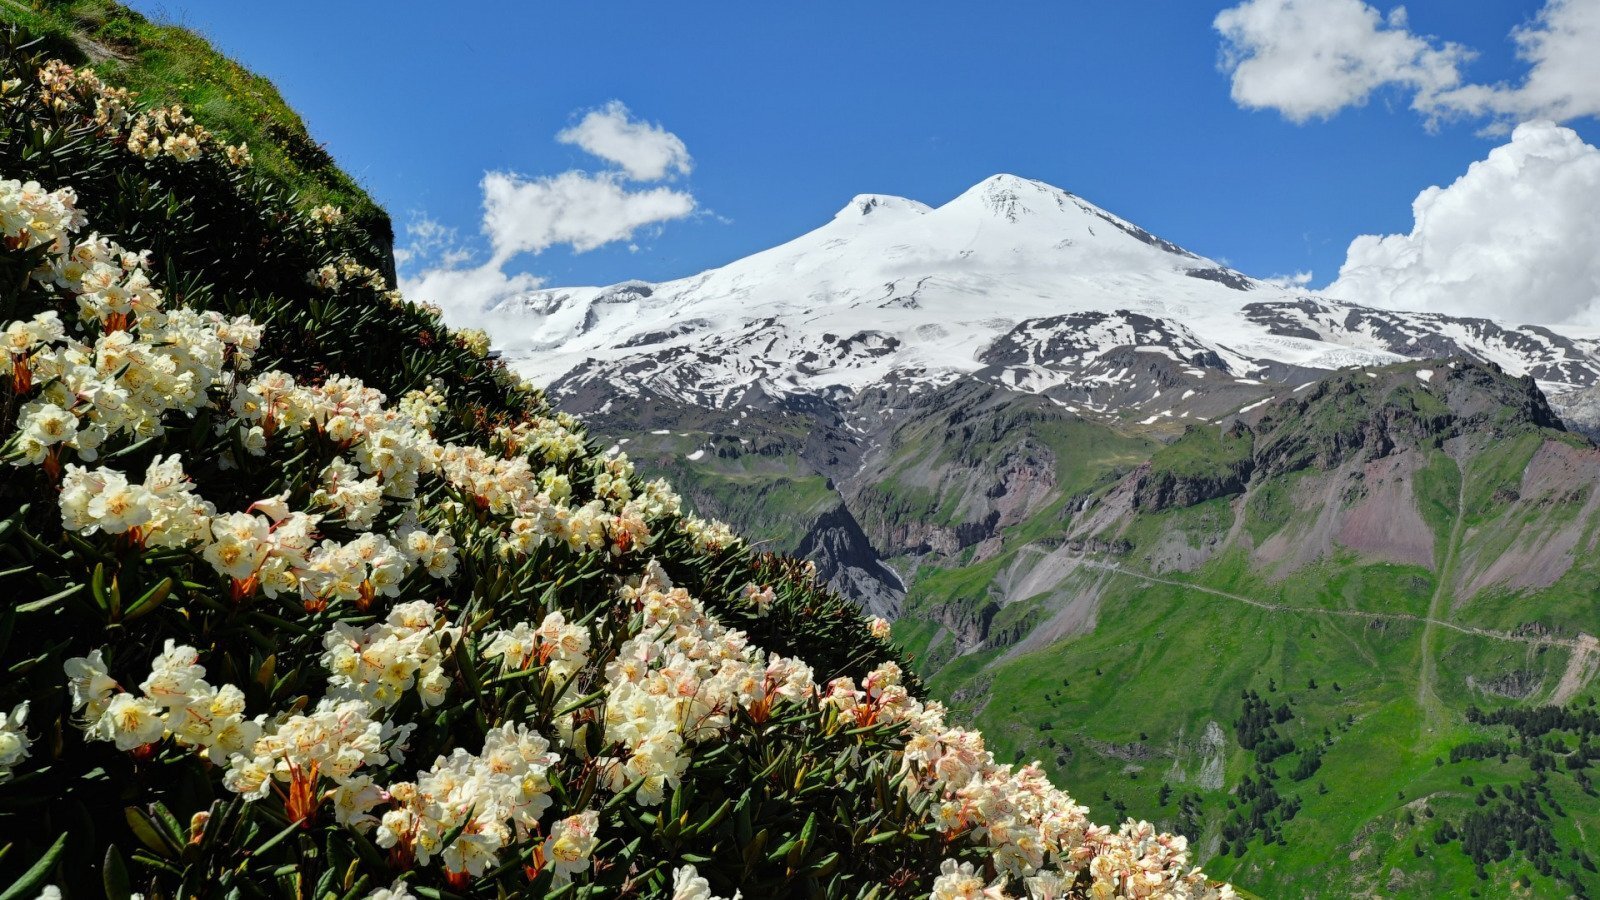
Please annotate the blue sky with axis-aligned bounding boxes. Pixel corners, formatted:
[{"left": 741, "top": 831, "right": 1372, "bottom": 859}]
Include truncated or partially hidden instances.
[{"left": 126, "top": 1, "right": 1600, "bottom": 312}]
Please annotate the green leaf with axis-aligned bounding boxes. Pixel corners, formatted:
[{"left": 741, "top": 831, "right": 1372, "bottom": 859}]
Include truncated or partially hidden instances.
[
  {"left": 90, "top": 562, "right": 110, "bottom": 613},
  {"left": 124, "top": 807, "right": 179, "bottom": 857},
  {"left": 121, "top": 576, "right": 174, "bottom": 622},
  {"left": 103, "top": 845, "right": 134, "bottom": 900},
  {"left": 15, "top": 582, "right": 79, "bottom": 614},
  {"left": 149, "top": 801, "right": 188, "bottom": 847},
  {"left": 0, "top": 831, "right": 67, "bottom": 900},
  {"left": 104, "top": 434, "right": 161, "bottom": 460}
]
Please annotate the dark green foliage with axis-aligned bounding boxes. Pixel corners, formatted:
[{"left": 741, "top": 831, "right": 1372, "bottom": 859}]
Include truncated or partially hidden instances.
[{"left": 0, "top": 26, "right": 960, "bottom": 899}]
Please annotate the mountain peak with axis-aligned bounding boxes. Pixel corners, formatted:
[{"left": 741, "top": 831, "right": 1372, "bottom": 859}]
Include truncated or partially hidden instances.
[
  {"left": 833, "top": 193, "right": 932, "bottom": 220},
  {"left": 951, "top": 173, "right": 1067, "bottom": 221},
  {"left": 974, "top": 172, "right": 1051, "bottom": 190}
]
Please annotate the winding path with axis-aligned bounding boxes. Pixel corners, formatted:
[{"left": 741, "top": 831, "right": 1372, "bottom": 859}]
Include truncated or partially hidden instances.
[{"left": 1075, "top": 558, "right": 1586, "bottom": 652}]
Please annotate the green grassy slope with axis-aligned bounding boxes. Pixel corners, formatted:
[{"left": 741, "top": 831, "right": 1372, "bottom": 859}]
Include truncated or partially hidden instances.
[
  {"left": 0, "top": 0, "right": 392, "bottom": 255},
  {"left": 896, "top": 364, "right": 1600, "bottom": 898}
]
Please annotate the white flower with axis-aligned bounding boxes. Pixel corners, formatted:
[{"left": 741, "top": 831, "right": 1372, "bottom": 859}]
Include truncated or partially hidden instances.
[
  {"left": 79, "top": 468, "right": 153, "bottom": 534},
  {"left": 930, "top": 859, "right": 1008, "bottom": 900},
  {"left": 363, "top": 881, "right": 416, "bottom": 900},
  {"left": 671, "top": 864, "right": 741, "bottom": 900},
  {"left": 542, "top": 810, "right": 599, "bottom": 883},
  {"left": 221, "top": 754, "right": 273, "bottom": 800},
  {"left": 742, "top": 583, "right": 776, "bottom": 617},
  {"left": 64, "top": 649, "right": 117, "bottom": 718},
  {"left": 0, "top": 702, "right": 32, "bottom": 782},
  {"left": 92, "top": 693, "right": 166, "bottom": 750},
  {"left": 331, "top": 774, "right": 385, "bottom": 830}
]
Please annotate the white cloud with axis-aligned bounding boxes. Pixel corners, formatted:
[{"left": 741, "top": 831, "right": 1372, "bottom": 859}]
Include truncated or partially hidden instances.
[
  {"left": 1325, "top": 120, "right": 1600, "bottom": 325},
  {"left": 1264, "top": 270, "right": 1315, "bottom": 288},
  {"left": 1427, "top": 0, "right": 1600, "bottom": 130},
  {"left": 1214, "top": 0, "right": 1470, "bottom": 123},
  {"left": 395, "top": 217, "right": 542, "bottom": 332},
  {"left": 1215, "top": 0, "right": 1600, "bottom": 131},
  {"left": 482, "top": 169, "right": 694, "bottom": 262},
  {"left": 393, "top": 216, "right": 471, "bottom": 270},
  {"left": 557, "top": 101, "right": 692, "bottom": 181},
  {"left": 400, "top": 261, "right": 544, "bottom": 331},
  {"left": 398, "top": 104, "right": 699, "bottom": 343}
]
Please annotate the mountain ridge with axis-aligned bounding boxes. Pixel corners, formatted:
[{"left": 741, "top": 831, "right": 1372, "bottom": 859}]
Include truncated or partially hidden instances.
[{"left": 489, "top": 174, "right": 1600, "bottom": 469}]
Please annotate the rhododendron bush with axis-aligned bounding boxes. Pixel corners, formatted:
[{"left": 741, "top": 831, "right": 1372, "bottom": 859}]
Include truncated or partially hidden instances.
[{"left": 0, "top": 28, "right": 1231, "bottom": 900}]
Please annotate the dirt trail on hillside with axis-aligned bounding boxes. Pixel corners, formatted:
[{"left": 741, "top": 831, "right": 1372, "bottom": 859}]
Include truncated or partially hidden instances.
[
  {"left": 1550, "top": 634, "right": 1600, "bottom": 707},
  {"left": 1415, "top": 476, "right": 1467, "bottom": 738},
  {"left": 1075, "top": 559, "right": 1586, "bottom": 651}
]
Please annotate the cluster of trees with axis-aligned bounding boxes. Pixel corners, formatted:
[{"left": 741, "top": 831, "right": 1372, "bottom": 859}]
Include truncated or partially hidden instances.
[
  {"left": 1233, "top": 690, "right": 1294, "bottom": 763},
  {"left": 1218, "top": 765, "right": 1301, "bottom": 856},
  {"left": 1466, "top": 702, "right": 1600, "bottom": 738},
  {"left": 1216, "top": 690, "right": 1328, "bottom": 858},
  {"left": 1168, "top": 790, "right": 1206, "bottom": 843},
  {"left": 1448, "top": 776, "right": 1573, "bottom": 887},
  {"left": 1431, "top": 701, "right": 1600, "bottom": 893}
]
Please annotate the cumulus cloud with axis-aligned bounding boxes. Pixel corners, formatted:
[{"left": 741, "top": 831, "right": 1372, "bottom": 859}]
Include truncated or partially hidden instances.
[
  {"left": 1325, "top": 121, "right": 1600, "bottom": 325},
  {"left": 399, "top": 103, "right": 698, "bottom": 339},
  {"left": 395, "top": 218, "right": 542, "bottom": 333},
  {"left": 482, "top": 170, "right": 694, "bottom": 261},
  {"left": 1214, "top": 0, "right": 1470, "bottom": 122},
  {"left": 1428, "top": 0, "right": 1600, "bottom": 131},
  {"left": 557, "top": 101, "right": 692, "bottom": 181},
  {"left": 1215, "top": 0, "right": 1600, "bottom": 131}
]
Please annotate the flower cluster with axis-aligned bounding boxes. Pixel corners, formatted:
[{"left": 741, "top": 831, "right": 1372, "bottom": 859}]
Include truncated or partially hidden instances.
[
  {"left": 65, "top": 642, "right": 264, "bottom": 763},
  {"left": 671, "top": 864, "right": 741, "bottom": 900},
  {"left": 32, "top": 61, "right": 249, "bottom": 168},
  {"left": 375, "top": 724, "right": 570, "bottom": 879},
  {"left": 455, "top": 327, "right": 491, "bottom": 358},
  {"left": 540, "top": 810, "right": 601, "bottom": 885},
  {"left": 398, "top": 383, "right": 448, "bottom": 429},
  {"left": 482, "top": 610, "right": 591, "bottom": 683},
  {"left": 222, "top": 696, "right": 410, "bottom": 829},
  {"left": 308, "top": 204, "right": 344, "bottom": 231},
  {"left": 826, "top": 662, "right": 1232, "bottom": 899},
  {"left": 598, "top": 564, "right": 815, "bottom": 805},
  {"left": 680, "top": 514, "right": 742, "bottom": 555},
  {"left": 321, "top": 600, "right": 460, "bottom": 709},
  {"left": 126, "top": 104, "right": 210, "bottom": 163},
  {"left": 5, "top": 223, "right": 261, "bottom": 468},
  {"left": 434, "top": 440, "right": 663, "bottom": 559},
  {"left": 34, "top": 60, "right": 133, "bottom": 129},
  {"left": 929, "top": 859, "right": 1006, "bottom": 900},
  {"left": 494, "top": 413, "right": 586, "bottom": 462},
  {"left": 311, "top": 253, "right": 388, "bottom": 294},
  {"left": 740, "top": 583, "right": 775, "bottom": 617},
  {"left": 0, "top": 176, "right": 84, "bottom": 251},
  {"left": 59, "top": 456, "right": 212, "bottom": 545}
]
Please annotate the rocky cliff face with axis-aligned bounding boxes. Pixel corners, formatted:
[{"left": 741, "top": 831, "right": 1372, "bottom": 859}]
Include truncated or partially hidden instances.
[
  {"left": 1553, "top": 382, "right": 1600, "bottom": 440},
  {"left": 794, "top": 502, "right": 905, "bottom": 619}
]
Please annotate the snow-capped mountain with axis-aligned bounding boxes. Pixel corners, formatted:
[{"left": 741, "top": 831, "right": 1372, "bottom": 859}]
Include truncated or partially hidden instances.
[{"left": 492, "top": 174, "right": 1600, "bottom": 422}]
